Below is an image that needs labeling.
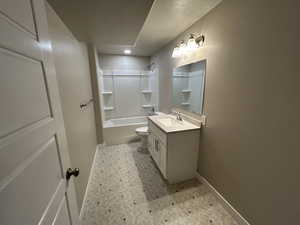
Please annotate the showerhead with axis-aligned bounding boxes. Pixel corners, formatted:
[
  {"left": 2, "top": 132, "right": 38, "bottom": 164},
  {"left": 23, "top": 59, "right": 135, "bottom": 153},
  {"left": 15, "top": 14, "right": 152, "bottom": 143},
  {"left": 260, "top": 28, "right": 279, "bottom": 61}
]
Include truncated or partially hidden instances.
[{"left": 148, "top": 62, "right": 156, "bottom": 71}]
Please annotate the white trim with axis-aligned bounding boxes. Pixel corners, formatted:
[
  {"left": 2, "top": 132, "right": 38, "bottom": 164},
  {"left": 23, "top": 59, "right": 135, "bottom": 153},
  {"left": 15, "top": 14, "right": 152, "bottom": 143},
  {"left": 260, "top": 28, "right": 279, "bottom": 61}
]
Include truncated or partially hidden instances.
[
  {"left": 103, "top": 107, "right": 114, "bottom": 111},
  {"left": 142, "top": 104, "right": 154, "bottom": 108},
  {"left": 181, "top": 89, "right": 192, "bottom": 93},
  {"left": 196, "top": 173, "right": 250, "bottom": 225},
  {"left": 79, "top": 145, "right": 99, "bottom": 220},
  {"left": 141, "top": 90, "right": 152, "bottom": 94},
  {"left": 102, "top": 91, "right": 113, "bottom": 95},
  {"left": 181, "top": 102, "right": 190, "bottom": 106}
]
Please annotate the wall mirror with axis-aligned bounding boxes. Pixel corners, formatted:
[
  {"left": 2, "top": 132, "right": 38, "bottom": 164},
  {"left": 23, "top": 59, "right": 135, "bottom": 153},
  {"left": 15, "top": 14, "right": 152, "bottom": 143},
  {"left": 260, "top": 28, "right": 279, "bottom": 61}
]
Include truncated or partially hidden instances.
[{"left": 172, "top": 60, "right": 206, "bottom": 115}]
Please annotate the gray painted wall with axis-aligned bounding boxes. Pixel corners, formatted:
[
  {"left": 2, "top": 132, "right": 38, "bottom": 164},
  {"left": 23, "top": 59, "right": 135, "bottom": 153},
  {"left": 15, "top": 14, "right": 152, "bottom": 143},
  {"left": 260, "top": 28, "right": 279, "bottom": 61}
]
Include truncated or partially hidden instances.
[
  {"left": 152, "top": 0, "right": 300, "bottom": 224},
  {"left": 88, "top": 44, "right": 104, "bottom": 144},
  {"left": 98, "top": 54, "right": 150, "bottom": 70},
  {"left": 47, "top": 4, "right": 97, "bottom": 209}
]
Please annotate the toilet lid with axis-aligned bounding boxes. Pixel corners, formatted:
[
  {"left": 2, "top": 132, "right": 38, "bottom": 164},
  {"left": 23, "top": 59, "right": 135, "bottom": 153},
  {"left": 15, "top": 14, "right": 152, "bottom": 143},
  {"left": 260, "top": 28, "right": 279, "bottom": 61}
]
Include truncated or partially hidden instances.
[{"left": 136, "top": 126, "right": 148, "bottom": 133}]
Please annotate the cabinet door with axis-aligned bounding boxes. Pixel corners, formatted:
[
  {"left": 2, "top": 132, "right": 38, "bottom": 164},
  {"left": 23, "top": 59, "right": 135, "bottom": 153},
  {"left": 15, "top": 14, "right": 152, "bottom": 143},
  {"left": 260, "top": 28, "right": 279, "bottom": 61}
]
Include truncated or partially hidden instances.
[
  {"left": 149, "top": 135, "right": 160, "bottom": 167},
  {"left": 148, "top": 132, "right": 155, "bottom": 158},
  {"left": 154, "top": 137, "right": 161, "bottom": 166},
  {"left": 148, "top": 129, "right": 166, "bottom": 177},
  {"left": 159, "top": 142, "right": 167, "bottom": 178}
]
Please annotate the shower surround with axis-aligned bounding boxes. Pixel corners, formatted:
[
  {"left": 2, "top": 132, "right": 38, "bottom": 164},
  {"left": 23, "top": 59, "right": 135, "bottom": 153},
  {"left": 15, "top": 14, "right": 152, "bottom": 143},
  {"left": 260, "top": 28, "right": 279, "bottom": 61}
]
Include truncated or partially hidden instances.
[{"left": 98, "top": 54, "right": 159, "bottom": 145}]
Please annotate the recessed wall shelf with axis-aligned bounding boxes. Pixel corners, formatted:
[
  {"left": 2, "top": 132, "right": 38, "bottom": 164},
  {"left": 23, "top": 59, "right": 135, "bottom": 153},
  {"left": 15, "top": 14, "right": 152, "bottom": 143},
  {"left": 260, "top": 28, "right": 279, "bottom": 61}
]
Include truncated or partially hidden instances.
[
  {"left": 181, "top": 102, "right": 190, "bottom": 106},
  {"left": 100, "top": 68, "right": 158, "bottom": 120},
  {"left": 173, "top": 75, "right": 190, "bottom": 78},
  {"left": 104, "top": 107, "right": 114, "bottom": 111},
  {"left": 102, "top": 91, "right": 113, "bottom": 95},
  {"left": 141, "top": 90, "right": 152, "bottom": 94},
  {"left": 142, "top": 104, "right": 154, "bottom": 108},
  {"left": 181, "top": 90, "right": 192, "bottom": 93}
]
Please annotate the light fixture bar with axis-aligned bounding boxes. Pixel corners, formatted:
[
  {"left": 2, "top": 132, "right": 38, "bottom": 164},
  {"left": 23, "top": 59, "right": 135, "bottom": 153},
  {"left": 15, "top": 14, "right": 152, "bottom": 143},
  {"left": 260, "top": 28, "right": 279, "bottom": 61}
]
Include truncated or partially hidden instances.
[
  {"left": 195, "top": 35, "right": 205, "bottom": 46},
  {"left": 172, "top": 34, "right": 205, "bottom": 58}
]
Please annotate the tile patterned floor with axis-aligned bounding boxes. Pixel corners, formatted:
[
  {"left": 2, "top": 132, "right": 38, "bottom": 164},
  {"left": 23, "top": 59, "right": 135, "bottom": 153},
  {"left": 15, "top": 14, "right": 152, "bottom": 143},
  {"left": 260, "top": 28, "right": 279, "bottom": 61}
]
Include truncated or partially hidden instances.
[{"left": 81, "top": 143, "right": 239, "bottom": 225}]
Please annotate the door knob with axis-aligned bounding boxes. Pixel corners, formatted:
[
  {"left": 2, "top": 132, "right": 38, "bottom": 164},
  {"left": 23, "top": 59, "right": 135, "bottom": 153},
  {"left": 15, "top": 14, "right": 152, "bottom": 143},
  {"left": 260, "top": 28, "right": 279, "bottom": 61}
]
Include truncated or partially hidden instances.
[{"left": 66, "top": 168, "right": 80, "bottom": 180}]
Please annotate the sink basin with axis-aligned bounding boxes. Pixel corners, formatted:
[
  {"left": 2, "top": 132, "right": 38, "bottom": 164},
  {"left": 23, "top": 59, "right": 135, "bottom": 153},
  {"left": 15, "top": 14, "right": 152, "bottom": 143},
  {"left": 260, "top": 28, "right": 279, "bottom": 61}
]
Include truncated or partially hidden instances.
[
  {"left": 148, "top": 114, "right": 200, "bottom": 133},
  {"left": 156, "top": 117, "right": 182, "bottom": 128}
]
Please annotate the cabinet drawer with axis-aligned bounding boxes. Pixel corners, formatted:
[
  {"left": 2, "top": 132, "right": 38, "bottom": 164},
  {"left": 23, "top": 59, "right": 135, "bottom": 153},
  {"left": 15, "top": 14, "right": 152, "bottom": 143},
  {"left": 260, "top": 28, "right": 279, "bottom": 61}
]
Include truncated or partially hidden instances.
[{"left": 149, "top": 120, "right": 167, "bottom": 146}]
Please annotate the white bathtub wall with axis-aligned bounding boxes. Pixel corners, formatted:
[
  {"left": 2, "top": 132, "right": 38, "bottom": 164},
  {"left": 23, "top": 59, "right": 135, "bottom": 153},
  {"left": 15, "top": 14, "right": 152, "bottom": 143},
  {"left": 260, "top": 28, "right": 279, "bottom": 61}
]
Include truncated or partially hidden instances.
[
  {"left": 100, "top": 73, "right": 114, "bottom": 120},
  {"left": 147, "top": 68, "right": 159, "bottom": 112},
  {"left": 172, "top": 76, "right": 189, "bottom": 105},
  {"left": 103, "top": 116, "right": 147, "bottom": 145},
  {"left": 103, "top": 123, "right": 143, "bottom": 145},
  {"left": 101, "top": 70, "right": 153, "bottom": 120},
  {"left": 98, "top": 54, "right": 158, "bottom": 120},
  {"left": 104, "top": 116, "right": 147, "bottom": 128},
  {"left": 172, "top": 65, "right": 191, "bottom": 111},
  {"left": 172, "top": 61, "right": 206, "bottom": 113},
  {"left": 115, "top": 75, "right": 142, "bottom": 117}
]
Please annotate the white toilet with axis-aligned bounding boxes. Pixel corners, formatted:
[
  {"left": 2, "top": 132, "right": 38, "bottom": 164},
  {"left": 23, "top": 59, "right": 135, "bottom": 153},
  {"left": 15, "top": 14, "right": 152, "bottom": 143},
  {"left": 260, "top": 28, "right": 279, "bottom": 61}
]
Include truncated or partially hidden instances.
[{"left": 135, "top": 126, "right": 149, "bottom": 150}]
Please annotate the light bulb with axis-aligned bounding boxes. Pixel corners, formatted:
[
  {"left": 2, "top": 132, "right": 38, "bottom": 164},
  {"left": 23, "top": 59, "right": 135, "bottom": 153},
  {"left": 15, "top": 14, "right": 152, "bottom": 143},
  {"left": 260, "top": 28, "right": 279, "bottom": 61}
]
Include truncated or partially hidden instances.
[
  {"left": 172, "top": 46, "right": 180, "bottom": 58},
  {"left": 186, "top": 34, "right": 198, "bottom": 52},
  {"left": 179, "top": 41, "right": 187, "bottom": 55}
]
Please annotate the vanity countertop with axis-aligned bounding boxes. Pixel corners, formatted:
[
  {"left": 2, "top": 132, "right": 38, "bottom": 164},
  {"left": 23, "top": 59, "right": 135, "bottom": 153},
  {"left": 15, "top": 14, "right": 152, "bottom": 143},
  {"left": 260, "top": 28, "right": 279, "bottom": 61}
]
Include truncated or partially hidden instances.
[{"left": 148, "top": 114, "right": 200, "bottom": 133}]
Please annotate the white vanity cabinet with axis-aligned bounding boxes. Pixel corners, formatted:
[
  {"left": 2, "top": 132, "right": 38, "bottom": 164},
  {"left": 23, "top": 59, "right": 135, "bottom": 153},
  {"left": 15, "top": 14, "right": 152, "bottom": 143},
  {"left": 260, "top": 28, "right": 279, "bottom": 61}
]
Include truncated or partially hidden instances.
[
  {"left": 148, "top": 117, "right": 200, "bottom": 184},
  {"left": 148, "top": 120, "right": 168, "bottom": 177}
]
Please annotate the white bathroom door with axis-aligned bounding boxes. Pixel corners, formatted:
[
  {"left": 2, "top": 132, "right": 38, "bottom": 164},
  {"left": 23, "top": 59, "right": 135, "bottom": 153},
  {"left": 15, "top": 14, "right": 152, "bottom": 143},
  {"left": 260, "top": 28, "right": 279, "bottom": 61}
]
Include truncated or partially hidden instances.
[{"left": 0, "top": 0, "right": 80, "bottom": 225}]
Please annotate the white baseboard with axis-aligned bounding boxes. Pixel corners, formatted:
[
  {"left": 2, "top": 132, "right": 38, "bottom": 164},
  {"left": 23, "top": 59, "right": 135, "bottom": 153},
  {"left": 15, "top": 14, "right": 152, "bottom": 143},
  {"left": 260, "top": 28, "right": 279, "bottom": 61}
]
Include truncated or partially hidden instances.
[
  {"left": 196, "top": 173, "right": 250, "bottom": 225},
  {"left": 79, "top": 145, "right": 99, "bottom": 220},
  {"left": 98, "top": 142, "right": 106, "bottom": 148}
]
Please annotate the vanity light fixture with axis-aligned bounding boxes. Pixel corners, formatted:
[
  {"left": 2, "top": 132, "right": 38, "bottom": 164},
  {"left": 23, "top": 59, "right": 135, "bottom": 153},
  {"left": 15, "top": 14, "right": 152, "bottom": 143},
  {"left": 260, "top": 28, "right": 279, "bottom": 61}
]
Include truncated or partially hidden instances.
[
  {"left": 186, "top": 34, "right": 199, "bottom": 52},
  {"left": 172, "top": 34, "right": 205, "bottom": 58}
]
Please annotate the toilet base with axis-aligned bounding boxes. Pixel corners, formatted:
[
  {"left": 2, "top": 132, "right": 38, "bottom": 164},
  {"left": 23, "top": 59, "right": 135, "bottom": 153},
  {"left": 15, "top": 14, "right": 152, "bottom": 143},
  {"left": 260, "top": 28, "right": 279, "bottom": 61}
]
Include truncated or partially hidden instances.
[
  {"left": 135, "top": 126, "right": 149, "bottom": 150},
  {"left": 140, "top": 135, "right": 148, "bottom": 150}
]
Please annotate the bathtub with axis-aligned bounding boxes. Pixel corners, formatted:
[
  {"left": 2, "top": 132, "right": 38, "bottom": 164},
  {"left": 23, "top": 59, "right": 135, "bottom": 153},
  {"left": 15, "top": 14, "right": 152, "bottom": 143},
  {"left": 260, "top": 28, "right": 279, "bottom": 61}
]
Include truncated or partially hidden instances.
[{"left": 103, "top": 116, "right": 148, "bottom": 145}]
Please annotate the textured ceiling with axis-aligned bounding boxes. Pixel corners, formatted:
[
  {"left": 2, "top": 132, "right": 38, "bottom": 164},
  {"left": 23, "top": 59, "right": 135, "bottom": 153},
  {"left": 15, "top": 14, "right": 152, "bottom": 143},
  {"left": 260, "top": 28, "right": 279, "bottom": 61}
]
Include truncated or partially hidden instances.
[
  {"left": 47, "top": 0, "right": 222, "bottom": 56},
  {"left": 134, "top": 0, "right": 223, "bottom": 56},
  {"left": 47, "top": 0, "right": 154, "bottom": 46}
]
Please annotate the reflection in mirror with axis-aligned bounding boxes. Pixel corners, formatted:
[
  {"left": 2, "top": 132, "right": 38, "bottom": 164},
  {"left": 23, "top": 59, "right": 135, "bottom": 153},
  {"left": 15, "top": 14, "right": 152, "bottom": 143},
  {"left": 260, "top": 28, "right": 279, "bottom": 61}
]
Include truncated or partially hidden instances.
[{"left": 172, "top": 60, "right": 206, "bottom": 114}]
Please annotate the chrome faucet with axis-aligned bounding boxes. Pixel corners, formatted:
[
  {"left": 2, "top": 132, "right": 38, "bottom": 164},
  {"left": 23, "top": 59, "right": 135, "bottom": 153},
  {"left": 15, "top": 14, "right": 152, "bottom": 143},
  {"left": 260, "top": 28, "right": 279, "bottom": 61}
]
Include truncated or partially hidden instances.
[{"left": 176, "top": 112, "right": 183, "bottom": 121}]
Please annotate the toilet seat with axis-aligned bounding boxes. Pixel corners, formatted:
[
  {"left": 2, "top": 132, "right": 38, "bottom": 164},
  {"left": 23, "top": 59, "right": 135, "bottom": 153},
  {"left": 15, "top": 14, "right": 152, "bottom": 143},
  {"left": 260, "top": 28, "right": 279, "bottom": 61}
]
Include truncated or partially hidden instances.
[{"left": 135, "top": 126, "right": 149, "bottom": 136}]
